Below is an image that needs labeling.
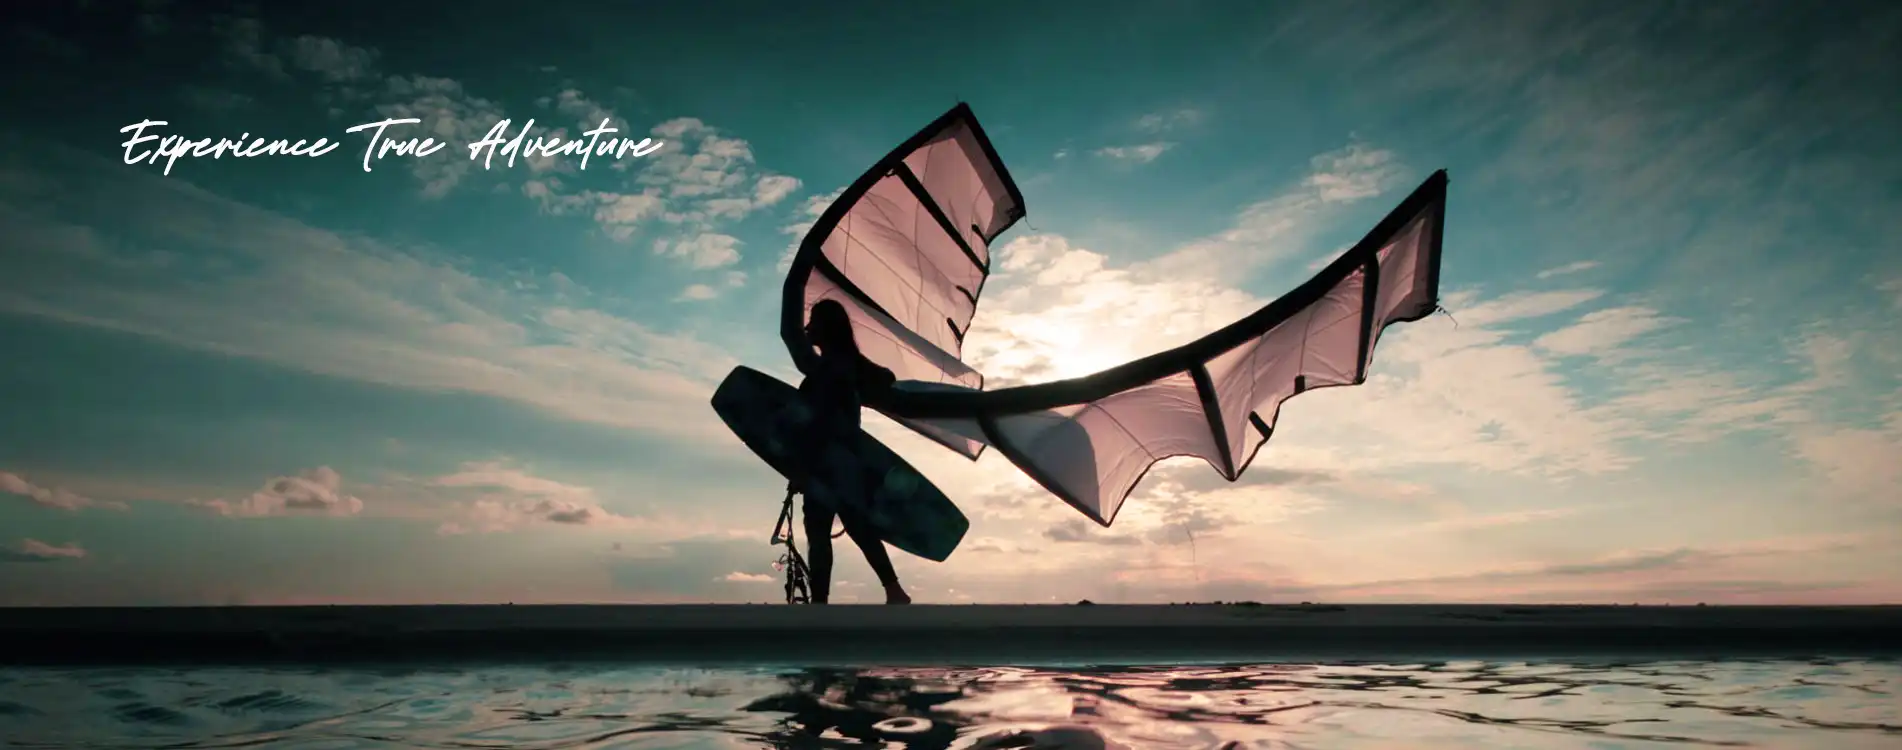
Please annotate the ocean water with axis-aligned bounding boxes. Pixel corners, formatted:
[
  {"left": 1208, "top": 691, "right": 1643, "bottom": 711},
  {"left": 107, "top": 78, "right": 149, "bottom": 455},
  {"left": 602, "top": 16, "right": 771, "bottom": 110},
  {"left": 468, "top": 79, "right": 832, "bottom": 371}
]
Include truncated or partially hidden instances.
[{"left": 1, "top": 659, "right": 1897, "bottom": 749}]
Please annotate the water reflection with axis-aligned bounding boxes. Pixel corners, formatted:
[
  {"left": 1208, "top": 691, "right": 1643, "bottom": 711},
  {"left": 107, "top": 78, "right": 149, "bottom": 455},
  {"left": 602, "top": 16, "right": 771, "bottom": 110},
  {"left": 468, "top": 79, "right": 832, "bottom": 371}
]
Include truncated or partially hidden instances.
[{"left": 0, "top": 659, "right": 1896, "bottom": 749}]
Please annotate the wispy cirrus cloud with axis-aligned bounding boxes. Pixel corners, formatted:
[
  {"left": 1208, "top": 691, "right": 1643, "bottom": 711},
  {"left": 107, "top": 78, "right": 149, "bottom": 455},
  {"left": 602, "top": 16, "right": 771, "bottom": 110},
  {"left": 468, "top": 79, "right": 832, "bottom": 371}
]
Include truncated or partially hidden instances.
[
  {"left": 0, "top": 142, "right": 739, "bottom": 444},
  {"left": 1273, "top": 2, "right": 1901, "bottom": 311},
  {"left": 1093, "top": 142, "right": 1173, "bottom": 164},
  {"left": 1531, "top": 306, "right": 1677, "bottom": 358},
  {"left": 1134, "top": 108, "right": 1204, "bottom": 133},
  {"left": 1, "top": 471, "right": 128, "bottom": 511},
  {"left": 1537, "top": 261, "right": 1600, "bottom": 279},
  {"left": 1084, "top": 107, "right": 1203, "bottom": 166},
  {"left": 0, "top": 539, "right": 87, "bottom": 563}
]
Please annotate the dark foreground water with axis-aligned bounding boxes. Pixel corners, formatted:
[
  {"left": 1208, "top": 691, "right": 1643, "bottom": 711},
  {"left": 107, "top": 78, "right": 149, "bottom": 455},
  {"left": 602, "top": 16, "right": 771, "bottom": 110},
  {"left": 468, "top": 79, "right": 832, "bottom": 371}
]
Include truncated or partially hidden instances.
[{"left": 2, "top": 660, "right": 1897, "bottom": 749}]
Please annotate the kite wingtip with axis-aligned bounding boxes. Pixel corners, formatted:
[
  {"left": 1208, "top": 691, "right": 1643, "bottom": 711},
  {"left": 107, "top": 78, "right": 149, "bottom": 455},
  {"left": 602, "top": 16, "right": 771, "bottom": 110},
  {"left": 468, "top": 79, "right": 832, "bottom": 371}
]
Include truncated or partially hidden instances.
[{"left": 1435, "top": 302, "right": 1460, "bottom": 328}]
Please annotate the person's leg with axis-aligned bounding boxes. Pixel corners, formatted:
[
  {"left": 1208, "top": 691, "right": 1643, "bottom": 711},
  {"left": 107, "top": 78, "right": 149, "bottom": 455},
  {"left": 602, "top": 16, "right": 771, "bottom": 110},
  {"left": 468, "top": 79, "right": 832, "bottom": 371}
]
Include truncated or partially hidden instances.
[
  {"left": 839, "top": 512, "right": 910, "bottom": 605},
  {"left": 801, "top": 498, "right": 836, "bottom": 604}
]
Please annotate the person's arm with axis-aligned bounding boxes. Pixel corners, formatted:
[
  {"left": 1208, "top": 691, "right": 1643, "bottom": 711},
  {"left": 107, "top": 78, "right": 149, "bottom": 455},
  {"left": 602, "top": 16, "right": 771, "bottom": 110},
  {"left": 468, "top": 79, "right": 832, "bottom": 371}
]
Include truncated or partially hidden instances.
[{"left": 855, "top": 356, "right": 896, "bottom": 408}]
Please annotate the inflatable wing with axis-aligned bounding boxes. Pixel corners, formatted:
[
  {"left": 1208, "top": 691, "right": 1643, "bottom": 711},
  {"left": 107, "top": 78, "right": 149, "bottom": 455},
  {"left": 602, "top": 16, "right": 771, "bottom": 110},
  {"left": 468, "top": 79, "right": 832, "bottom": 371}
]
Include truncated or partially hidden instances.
[
  {"left": 784, "top": 103, "right": 1448, "bottom": 527},
  {"left": 781, "top": 104, "right": 1021, "bottom": 458}
]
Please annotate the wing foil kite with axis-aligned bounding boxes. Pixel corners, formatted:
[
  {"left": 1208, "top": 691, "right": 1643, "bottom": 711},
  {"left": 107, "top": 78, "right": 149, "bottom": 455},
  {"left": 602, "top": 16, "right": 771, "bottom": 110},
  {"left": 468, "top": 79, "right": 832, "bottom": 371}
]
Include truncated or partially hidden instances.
[{"left": 784, "top": 103, "right": 1448, "bottom": 527}]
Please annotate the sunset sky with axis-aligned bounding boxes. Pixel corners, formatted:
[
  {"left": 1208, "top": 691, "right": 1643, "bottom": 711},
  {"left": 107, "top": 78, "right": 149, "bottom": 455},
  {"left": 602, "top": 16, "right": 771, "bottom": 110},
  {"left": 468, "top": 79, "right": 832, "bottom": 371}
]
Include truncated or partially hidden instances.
[{"left": 2, "top": 1, "right": 1898, "bottom": 606}]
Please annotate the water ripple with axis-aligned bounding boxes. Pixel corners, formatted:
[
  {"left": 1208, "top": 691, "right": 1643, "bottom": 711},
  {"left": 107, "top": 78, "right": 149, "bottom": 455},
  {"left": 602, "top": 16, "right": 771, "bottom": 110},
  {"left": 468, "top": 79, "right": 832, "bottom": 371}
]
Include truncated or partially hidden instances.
[{"left": 0, "top": 659, "right": 1895, "bottom": 749}]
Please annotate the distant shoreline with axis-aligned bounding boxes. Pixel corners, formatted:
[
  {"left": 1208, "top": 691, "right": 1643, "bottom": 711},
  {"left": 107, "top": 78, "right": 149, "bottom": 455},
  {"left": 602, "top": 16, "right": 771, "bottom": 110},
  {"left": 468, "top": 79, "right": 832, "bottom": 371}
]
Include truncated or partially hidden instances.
[{"left": 4, "top": 604, "right": 1897, "bottom": 666}]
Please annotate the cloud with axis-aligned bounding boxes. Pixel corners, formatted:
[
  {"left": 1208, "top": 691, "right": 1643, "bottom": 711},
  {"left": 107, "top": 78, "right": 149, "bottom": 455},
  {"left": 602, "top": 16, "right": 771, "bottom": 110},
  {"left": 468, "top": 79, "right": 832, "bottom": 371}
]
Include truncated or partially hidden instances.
[
  {"left": 15, "top": 2, "right": 1900, "bottom": 607},
  {"left": 181, "top": 86, "right": 254, "bottom": 112},
  {"left": 163, "top": 460, "right": 695, "bottom": 538},
  {"left": 1273, "top": 2, "right": 1900, "bottom": 314},
  {"left": 654, "top": 233, "right": 742, "bottom": 269},
  {"left": 1402, "top": 507, "right": 1589, "bottom": 535},
  {"left": 205, "top": 17, "right": 515, "bottom": 199},
  {"left": 1790, "top": 411, "right": 1902, "bottom": 502},
  {"left": 1138, "top": 142, "right": 1409, "bottom": 279},
  {"left": 676, "top": 270, "right": 748, "bottom": 302},
  {"left": 1880, "top": 276, "right": 1902, "bottom": 309},
  {"left": 1126, "top": 481, "right": 1322, "bottom": 546},
  {"left": 1305, "top": 531, "right": 1901, "bottom": 604},
  {"left": 1093, "top": 142, "right": 1173, "bottom": 164},
  {"left": 963, "top": 538, "right": 1014, "bottom": 554},
  {"left": 558, "top": 190, "right": 665, "bottom": 241},
  {"left": 421, "top": 461, "right": 634, "bottom": 534},
  {"left": 368, "top": 76, "right": 513, "bottom": 198},
  {"left": 1135, "top": 108, "right": 1204, "bottom": 133},
  {"left": 543, "top": 88, "right": 615, "bottom": 128},
  {"left": 189, "top": 466, "right": 365, "bottom": 518},
  {"left": 1532, "top": 306, "right": 1677, "bottom": 358},
  {"left": 284, "top": 35, "right": 380, "bottom": 83},
  {"left": 0, "top": 539, "right": 87, "bottom": 563},
  {"left": 877, "top": 46, "right": 1899, "bottom": 596},
  {"left": 918, "top": 497, "right": 1900, "bottom": 604},
  {"left": 1537, "top": 261, "right": 1600, "bottom": 279},
  {"left": 524, "top": 117, "right": 798, "bottom": 244},
  {"left": 1086, "top": 110, "right": 1203, "bottom": 164},
  {"left": 951, "top": 131, "right": 1892, "bottom": 539},
  {"left": 778, "top": 187, "right": 844, "bottom": 271},
  {"left": 1301, "top": 142, "right": 1404, "bottom": 202},
  {"left": 0, "top": 144, "right": 739, "bottom": 443},
  {"left": 638, "top": 118, "right": 801, "bottom": 226},
  {"left": 195, "top": 11, "right": 786, "bottom": 248},
  {"left": 212, "top": 16, "right": 283, "bottom": 79},
  {"left": 964, "top": 142, "right": 1409, "bottom": 385},
  {"left": 753, "top": 175, "right": 802, "bottom": 206},
  {"left": 1044, "top": 518, "right": 1141, "bottom": 546},
  {"left": 0, "top": 471, "right": 128, "bottom": 511},
  {"left": 606, "top": 536, "right": 810, "bottom": 601}
]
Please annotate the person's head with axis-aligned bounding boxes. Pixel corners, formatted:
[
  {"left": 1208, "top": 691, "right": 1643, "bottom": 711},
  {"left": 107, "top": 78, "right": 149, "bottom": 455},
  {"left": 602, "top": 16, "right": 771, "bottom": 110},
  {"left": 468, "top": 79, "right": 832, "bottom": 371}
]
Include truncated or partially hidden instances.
[{"left": 806, "top": 299, "right": 857, "bottom": 357}]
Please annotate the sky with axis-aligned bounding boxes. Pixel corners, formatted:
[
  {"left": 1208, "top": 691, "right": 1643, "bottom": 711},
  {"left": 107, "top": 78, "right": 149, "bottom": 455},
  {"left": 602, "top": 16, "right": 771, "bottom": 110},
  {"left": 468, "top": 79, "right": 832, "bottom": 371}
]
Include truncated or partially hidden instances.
[{"left": 1, "top": 1, "right": 1898, "bottom": 606}]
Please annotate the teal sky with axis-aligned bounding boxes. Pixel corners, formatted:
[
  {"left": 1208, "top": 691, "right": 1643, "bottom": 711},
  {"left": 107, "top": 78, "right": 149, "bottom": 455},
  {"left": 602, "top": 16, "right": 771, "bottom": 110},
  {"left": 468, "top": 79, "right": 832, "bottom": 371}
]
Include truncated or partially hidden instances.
[{"left": 2, "top": 1, "right": 1898, "bottom": 605}]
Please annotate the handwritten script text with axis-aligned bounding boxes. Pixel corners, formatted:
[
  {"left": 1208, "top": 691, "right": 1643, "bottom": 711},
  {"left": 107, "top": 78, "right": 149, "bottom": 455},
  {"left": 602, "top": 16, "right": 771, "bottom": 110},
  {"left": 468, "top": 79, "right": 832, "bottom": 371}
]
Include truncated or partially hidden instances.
[{"left": 118, "top": 118, "right": 665, "bottom": 176}]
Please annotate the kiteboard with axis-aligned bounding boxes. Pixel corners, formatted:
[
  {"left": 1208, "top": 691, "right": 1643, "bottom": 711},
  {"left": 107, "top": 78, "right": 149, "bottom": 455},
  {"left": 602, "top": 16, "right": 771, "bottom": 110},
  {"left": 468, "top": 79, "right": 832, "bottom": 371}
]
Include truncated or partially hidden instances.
[{"left": 710, "top": 365, "right": 969, "bottom": 562}]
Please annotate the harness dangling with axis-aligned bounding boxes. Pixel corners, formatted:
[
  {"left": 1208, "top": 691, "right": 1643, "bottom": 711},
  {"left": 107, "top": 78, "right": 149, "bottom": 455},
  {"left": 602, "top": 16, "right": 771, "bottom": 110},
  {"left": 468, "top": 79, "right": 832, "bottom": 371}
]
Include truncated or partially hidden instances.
[{"left": 771, "top": 488, "right": 813, "bottom": 604}]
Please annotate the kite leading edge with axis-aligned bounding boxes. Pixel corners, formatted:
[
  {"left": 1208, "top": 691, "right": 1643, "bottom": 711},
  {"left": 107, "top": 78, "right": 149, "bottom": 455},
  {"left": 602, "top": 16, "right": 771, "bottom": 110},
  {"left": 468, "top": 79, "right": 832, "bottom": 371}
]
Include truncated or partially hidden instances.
[{"left": 781, "top": 103, "right": 1449, "bottom": 528}]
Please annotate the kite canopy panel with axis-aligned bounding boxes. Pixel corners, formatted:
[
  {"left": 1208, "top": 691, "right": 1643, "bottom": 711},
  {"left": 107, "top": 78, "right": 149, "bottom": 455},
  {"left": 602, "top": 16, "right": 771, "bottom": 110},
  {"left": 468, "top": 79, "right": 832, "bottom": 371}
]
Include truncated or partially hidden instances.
[
  {"left": 784, "top": 103, "right": 1448, "bottom": 527},
  {"left": 781, "top": 104, "right": 1025, "bottom": 457}
]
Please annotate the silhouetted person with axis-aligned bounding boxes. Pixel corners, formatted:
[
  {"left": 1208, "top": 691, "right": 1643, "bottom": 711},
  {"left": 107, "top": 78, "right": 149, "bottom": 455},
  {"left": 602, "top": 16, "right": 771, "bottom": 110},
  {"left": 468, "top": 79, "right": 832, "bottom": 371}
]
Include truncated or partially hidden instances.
[{"left": 793, "top": 299, "right": 910, "bottom": 605}]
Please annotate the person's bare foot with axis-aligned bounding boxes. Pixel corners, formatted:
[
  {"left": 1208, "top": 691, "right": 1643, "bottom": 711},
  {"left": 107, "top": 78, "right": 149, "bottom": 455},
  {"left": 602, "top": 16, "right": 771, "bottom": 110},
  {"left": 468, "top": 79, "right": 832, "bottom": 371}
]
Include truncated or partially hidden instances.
[{"left": 884, "top": 586, "right": 911, "bottom": 605}]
